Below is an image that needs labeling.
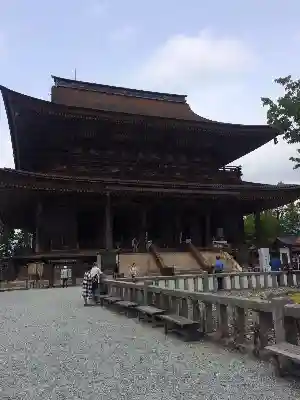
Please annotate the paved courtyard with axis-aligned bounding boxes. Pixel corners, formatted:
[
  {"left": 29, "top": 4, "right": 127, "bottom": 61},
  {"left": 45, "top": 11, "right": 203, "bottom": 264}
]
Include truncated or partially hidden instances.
[{"left": 1, "top": 288, "right": 300, "bottom": 400}]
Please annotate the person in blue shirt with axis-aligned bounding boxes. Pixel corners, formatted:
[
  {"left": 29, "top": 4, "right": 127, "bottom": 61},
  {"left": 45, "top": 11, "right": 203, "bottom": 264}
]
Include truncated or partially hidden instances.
[
  {"left": 214, "top": 256, "right": 224, "bottom": 290},
  {"left": 270, "top": 256, "right": 282, "bottom": 286}
]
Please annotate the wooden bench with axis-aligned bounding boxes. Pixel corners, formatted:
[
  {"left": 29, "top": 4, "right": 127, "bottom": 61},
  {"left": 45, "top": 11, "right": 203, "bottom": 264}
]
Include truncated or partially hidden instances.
[
  {"left": 266, "top": 342, "right": 300, "bottom": 377},
  {"left": 115, "top": 300, "right": 138, "bottom": 317},
  {"left": 103, "top": 296, "right": 122, "bottom": 306},
  {"left": 135, "top": 305, "right": 166, "bottom": 327},
  {"left": 160, "top": 314, "right": 202, "bottom": 341}
]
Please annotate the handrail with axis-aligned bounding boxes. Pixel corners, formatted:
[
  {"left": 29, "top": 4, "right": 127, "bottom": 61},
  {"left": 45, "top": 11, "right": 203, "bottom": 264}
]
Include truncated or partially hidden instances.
[
  {"left": 188, "top": 242, "right": 212, "bottom": 271},
  {"left": 148, "top": 244, "right": 174, "bottom": 276}
]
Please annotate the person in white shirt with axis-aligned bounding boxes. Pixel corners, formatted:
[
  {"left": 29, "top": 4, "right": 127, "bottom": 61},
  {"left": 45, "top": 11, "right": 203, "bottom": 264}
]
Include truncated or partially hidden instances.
[
  {"left": 61, "top": 266, "right": 69, "bottom": 288},
  {"left": 90, "top": 264, "right": 103, "bottom": 300}
]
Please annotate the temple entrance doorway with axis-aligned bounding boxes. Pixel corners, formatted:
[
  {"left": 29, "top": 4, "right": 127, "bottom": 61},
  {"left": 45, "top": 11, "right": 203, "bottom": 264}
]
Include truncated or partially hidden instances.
[
  {"left": 147, "top": 205, "right": 177, "bottom": 248},
  {"left": 113, "top": 206, "right": 138, "bottom": 250},
  {"left": 77, "top": 209, "right": 99, "bottom": 249}
]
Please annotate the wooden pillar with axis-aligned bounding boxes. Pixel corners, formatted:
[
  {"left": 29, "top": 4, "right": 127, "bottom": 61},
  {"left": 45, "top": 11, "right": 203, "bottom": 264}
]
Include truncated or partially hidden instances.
[
  {"left": 139, "top": 207, "right": 147, "bottom": 250},
  {"left": 254, "top": 210, "right": 261, "bottom": 247},
  {"left": 175, "top": 214, "right": 181, "bottom": 245},
  {"left": 205, "top": 214, "right": 211, "bottom": 247},
  {"left": 104, "top": 193, "right": 113, "bottom": 250},
  {"left": 35, "top": 202, "right": 42, "bottom": 253}
]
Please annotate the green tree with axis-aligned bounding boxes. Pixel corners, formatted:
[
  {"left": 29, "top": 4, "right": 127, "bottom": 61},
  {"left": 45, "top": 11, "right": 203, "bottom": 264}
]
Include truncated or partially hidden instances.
[
  {"left": 0, "top": 229, "right": 28, "bottom": 258},
  {"left": 261, "top": 75, "right": 300, "bottom": 168},
  {"left": 279, "top": 202, "right": 300, "bottom": 235},
  {"left": 244, "top": 210, "right": 283, "bottom": 245}
]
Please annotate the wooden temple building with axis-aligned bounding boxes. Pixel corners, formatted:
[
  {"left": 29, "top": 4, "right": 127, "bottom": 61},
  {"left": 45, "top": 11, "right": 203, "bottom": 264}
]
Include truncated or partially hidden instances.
[{"left": 1, "top": 75, "right": 300, "bottom": 277}]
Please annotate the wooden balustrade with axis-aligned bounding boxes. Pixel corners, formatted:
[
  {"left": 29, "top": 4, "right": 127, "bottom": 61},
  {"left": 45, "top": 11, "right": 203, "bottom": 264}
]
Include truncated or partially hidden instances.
[
  {"left": 103, "top": 277, "right": 300, "bottom": 358},
  {"left": 117, "top": 270, "right": 300, "bottom": 292}
]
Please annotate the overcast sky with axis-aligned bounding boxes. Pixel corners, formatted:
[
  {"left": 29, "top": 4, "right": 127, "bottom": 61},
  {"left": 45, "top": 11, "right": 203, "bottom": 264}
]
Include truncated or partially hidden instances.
[{"left": 0, "top": 0, "right": 300, "bottom": 183}]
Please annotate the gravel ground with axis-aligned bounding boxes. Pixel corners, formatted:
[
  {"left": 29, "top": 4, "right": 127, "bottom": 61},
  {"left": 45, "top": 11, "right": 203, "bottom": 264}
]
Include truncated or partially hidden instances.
[{"left": 1, "top": 288, "right": 300, "bottom": 400}]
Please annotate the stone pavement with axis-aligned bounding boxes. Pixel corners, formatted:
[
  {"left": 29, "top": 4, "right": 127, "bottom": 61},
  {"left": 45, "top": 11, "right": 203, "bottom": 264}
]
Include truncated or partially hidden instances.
[{"left": 1, "top": 288, "right": 300, "bottom": 400}]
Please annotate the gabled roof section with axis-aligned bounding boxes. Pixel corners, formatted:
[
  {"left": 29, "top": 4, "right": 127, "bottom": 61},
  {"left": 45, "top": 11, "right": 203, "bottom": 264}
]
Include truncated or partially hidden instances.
[
  {"left": 51, "top": 75, "right": 212, "bottom": 121},
  {"left": 52, "top": 76, "right": 188, "bottom": 103}
]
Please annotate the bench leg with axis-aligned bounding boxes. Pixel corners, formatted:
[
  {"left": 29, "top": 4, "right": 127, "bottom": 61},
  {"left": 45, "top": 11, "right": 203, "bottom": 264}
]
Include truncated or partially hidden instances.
[
  {"left": 185, "top": 326, "right": 200, "bottom": 342},
  {"left": 271, "top": 355, "right": 285, "bottom": 377},
  {"left": 126, "top": 308, "right": 137, "bottom": 319},
  {"left": 164, "top": 321, "right": 169, "bottom": 335}
]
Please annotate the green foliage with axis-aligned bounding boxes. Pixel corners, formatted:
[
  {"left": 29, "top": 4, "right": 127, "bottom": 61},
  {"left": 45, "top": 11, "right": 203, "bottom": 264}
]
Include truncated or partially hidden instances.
[
  {"left": 261, "top": 75, "right": 300, "bottom": 168},
  {"left": 244, "top": 210, "right": 282, "bottom": 245},
  {"left": 244, "top": 201, "right": 300, "bottom": 245},
  {"left": 0, "top": 229, "right": 28, "bottom": 258}
]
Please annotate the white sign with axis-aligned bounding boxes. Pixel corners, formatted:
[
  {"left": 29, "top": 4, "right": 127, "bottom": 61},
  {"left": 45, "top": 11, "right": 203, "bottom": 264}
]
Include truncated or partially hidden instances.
[{"left": 258, "top": 248, "right": 270, "bottom": 271}]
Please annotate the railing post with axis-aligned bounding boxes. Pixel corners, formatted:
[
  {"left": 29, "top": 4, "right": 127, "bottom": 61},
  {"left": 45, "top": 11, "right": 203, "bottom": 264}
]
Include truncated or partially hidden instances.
[
  {"left": 143, "top": 281, "right": 150, "bottom": 305},
  {"left": 257, "top": 311, "right": 273, "bottom": 351},
  {"left": 217, "top": 304, "right": 229, "bottom": 338},
  {"left": 183, "top": 278, "right": 189, "bottom": 290},
  {"left": 239, "top": 274, "right": 245, "bottom": 290},
  {"left": 234, "top": 306, "right": 246, "bottom": 347},
  {"left": 202, "top": 272, "right": 209, "bottom": 292},
  {"left": 247, "top": 275, "right": 253, "bottom": 289},
  {"left": 263, "top": 273, "right": 269, "bottom": 289},
  {"left": 271, "top": 274, "right": 278, "bottom": 288},
  {"left": 205, "top": 302, "right": 213, "bottom": 333},
  {"left": 193, "top": 277, "right": 199, "bottom": 292},
  {"left": 255, "top": 275, "right": 261, "bottom": 290},
  {"left": 272, "top": 298, "right": 289, "bottom": 343},
  {"left": 280, "top": 272, "right": 286, "bottom": 287}
]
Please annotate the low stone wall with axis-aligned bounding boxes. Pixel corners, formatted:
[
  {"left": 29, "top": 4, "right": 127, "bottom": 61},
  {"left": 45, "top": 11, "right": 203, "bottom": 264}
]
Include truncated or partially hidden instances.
[
  {"left": 104, "top": 278, "right": 300, "bottom": 357},
  {"left": 118, "top": 270, "right": 299, "bottom": 293},
  {"left": 0, "top": 279, "right": 50, "bottom": 291}
]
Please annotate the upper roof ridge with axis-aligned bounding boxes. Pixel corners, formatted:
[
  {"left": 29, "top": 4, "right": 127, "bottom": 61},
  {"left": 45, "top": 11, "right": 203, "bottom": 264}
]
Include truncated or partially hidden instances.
[{"left": 51, "top": 75, "right": 187, "bottom": 104}]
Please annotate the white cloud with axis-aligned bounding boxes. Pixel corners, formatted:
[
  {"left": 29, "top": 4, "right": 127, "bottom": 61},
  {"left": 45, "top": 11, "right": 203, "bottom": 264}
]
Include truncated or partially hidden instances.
[
  {"left": 132, "top": 30, "right": 300, "bottom": 184},
  {"left": 85, "top": 0, "right": 107, "bottom": 19},
  {"left": 109, "top": 26, "right": 136, "bottom": 44},
  {"left": 0, "top": 99, "right": 13, "bottom": 168},
  {"left": 0, "top": 32, "right": 6, "bottom": 60},
  {"left": 135, "top": 30, "right": 257, "bottom": 92}
]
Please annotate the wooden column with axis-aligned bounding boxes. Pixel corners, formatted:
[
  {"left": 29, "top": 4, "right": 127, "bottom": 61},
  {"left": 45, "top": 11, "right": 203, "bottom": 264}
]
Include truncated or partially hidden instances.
[
  {"left": 139, "top": 207, "right": 147, "bottom": 250},
  {"left": 205, "top": 214, "right": 211, "bottom": 247},
  {"left": 104, "top": 193, "right": 113, "bottom": 250},
  {"left": 254, "top": 210, "right": 261, "bottom": 248},
  {"left": 175, "top": 214, "right": 181, "bottom": 245},
  {"left": 35, "top": 202, "right": 42, "bottom": 253}
]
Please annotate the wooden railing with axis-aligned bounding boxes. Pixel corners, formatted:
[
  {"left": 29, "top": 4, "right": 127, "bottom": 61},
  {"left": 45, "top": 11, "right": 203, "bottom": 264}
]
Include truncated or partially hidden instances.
[{"left": 104, "top": 277, "right": 300, "bottom": 356}]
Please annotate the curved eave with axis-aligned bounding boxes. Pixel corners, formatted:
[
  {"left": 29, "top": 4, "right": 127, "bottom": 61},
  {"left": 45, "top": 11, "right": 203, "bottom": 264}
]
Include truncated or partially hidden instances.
[
  {"left": 0, "top": 88, "right": 20, "bottom": 169},
  {"left": 1, "top": 169, "right": 300, "bottom": 225},
  {"left": 0, "top": 85, "right": 280, "bottom": 168},
  {"left": 0, "top": 85, "right": 280, "bottom": 132},
  {"left": 0, "top": 168, "right": 299, "bottom": 195}
]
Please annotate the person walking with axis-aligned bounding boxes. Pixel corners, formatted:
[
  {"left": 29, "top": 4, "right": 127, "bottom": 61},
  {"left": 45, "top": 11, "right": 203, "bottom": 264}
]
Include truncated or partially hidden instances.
[
  {"left": 129, "top": 262, "right": 137, "bottom": 282},
  {"left": 82, "top": 270, "right": 93, "bottom": 306},
  {"left": 90, "top": 263, "right": 102, "bottom": 301}
]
